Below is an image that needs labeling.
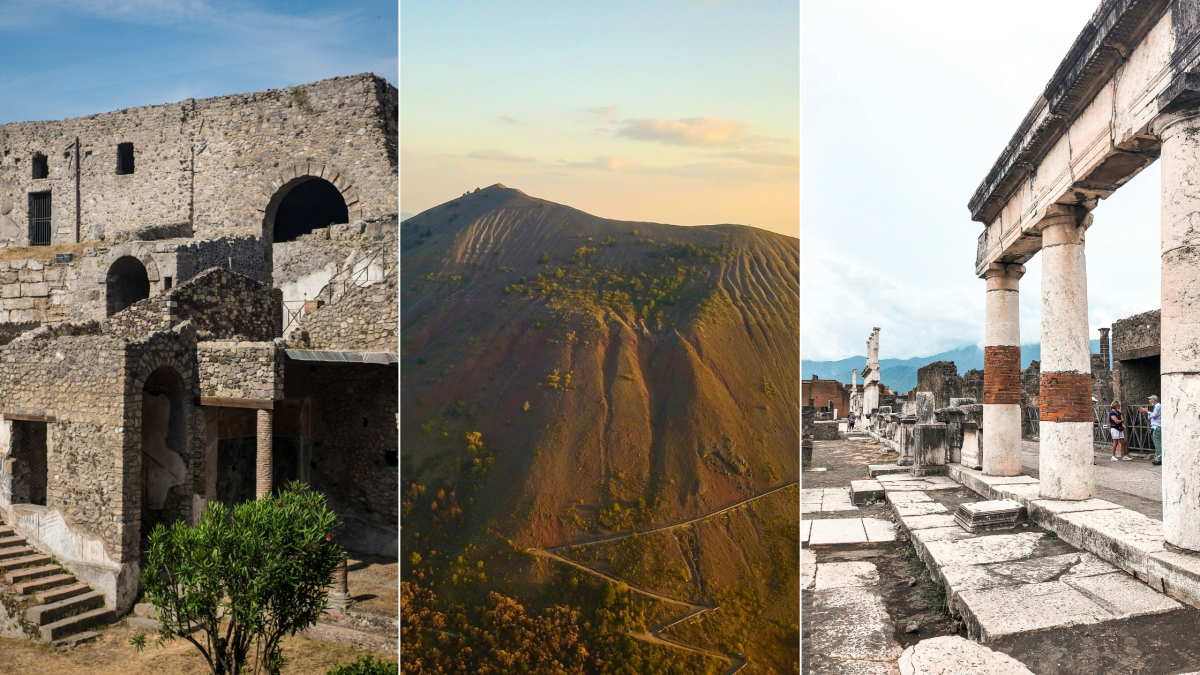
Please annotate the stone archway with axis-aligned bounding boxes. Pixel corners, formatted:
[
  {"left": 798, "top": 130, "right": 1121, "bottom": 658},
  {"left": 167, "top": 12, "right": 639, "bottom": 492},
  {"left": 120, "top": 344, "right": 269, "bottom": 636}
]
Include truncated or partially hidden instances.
[
  {"left": 140, "top": 366, "right": 189, "bottom": 541},
  {"left": 106, "top": 256, "right": 151, "bottom": 316},
  {"left": 257, "top": 163, "right": 361, "bottom": 278}
]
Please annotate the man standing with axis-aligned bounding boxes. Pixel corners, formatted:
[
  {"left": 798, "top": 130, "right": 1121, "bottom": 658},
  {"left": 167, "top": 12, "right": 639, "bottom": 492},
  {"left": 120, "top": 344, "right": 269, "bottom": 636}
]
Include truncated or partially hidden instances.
[
  {"left": 1142, "top": 395, "right": 1162, "bottom": 465},
  {"left": 847, "top": 411, "right": 856, "bottom": 429}
]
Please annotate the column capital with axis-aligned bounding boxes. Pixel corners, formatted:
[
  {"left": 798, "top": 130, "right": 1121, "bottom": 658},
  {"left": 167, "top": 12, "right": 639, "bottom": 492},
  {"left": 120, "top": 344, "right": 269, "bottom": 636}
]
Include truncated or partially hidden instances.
[
  {"left": 1151, "top": 108, "right": 1200, "bottom": 140},
  {"left": 981, "top": 262, "right": 1026, "bottom": 281}
]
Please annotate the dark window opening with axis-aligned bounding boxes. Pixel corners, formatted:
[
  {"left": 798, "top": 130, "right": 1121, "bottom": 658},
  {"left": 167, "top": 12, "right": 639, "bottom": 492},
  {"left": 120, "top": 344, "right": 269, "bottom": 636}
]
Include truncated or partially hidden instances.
[
  {"left": 384, "top": 450, "right": 398, "bottom": 467},
  {"left": 11, "top": 420, "right": 48, "bottom": 506},
  {"left": 31, "top": 154, "right": 47, "bottom": 179},
  {"left": 273, "top": 178, "right": 348, "bottom": 243},
  {"left": 363, "top": 417, "right": 369, "bottom": 427},
  {"left": 29, "top": 192, "right": 51, "bottom": 246},
  {"left": 117, "top": 142, "right": 135, "bottom": 175},
  {"left": 106, "top": 256, "right": 150, "bottom": 316},
  {"left": 163, "top": 276, "right": 172, "bottom": 290}
]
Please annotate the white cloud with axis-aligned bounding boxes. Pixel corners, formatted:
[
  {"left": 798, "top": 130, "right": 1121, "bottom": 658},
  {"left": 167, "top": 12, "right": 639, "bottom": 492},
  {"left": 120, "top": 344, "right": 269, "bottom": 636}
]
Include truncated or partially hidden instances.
[
  {"left": 586, "top": 106, "right": 618, "bottom": 119},
  {"left": 469, "top": 149, "right": 535, "bottom": 163},
  {"left": 617, "top": 117, "right": 784, "bottom": 149},
  {"left": 566, "top": 156, "right": 641, "bottom": 171}
]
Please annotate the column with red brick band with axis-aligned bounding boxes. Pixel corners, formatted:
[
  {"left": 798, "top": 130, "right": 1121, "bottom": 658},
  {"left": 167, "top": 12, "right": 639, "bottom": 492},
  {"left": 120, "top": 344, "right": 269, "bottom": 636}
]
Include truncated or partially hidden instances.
[
  {"left": 1037, "top": 205, "right": 1094, "bottom": 501},
  {"left": 981, "top": 262, "right": 1024, "bottom": 476},
  {"left": 256, "top": 407, "right": 273, "bottom": 499},
  {"left": 1156, "top": 110, "right": 1200, "bottom": 550}
]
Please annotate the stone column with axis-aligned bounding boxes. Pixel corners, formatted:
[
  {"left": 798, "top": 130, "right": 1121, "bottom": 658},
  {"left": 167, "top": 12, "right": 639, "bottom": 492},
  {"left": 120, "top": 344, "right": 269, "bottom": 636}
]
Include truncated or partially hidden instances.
[
  {"left": 256, "top": 408, "right": 273, "bottom": 499},
  {"left": 328, "top": 555, "right": 352, "bottom": 613},
  {"left": 1037, "top": 205, "right": 1094, "bottom": 501},
  {"left": 1156, "top": 110, "right": 1200, "bottom": 549},
  {"left": 982, "top": 262, "right": 1025, "bottom": 476}
]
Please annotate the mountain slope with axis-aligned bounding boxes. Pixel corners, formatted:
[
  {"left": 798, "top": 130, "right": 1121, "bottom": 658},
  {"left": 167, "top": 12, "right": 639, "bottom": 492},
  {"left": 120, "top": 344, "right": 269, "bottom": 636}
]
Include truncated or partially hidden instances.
[{"left": 400, "top": 184, "right": 799, "bottom": 671}]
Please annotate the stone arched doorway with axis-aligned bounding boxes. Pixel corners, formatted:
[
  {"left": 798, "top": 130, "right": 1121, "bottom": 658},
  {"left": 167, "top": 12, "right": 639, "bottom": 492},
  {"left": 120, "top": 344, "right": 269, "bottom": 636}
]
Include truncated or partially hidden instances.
[
  {"left": 141, "top": 366, "right": 189, "bottom": 541},
  {"left": 271, "top": 177, "right": 349, "bottom": 243},
  {"left": 107, "top": 256, "right": 150, "bottom": 316}
]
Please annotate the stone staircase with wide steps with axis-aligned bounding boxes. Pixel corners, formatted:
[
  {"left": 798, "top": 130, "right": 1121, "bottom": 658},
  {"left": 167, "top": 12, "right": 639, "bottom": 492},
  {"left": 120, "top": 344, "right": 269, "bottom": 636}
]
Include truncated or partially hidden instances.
[{"left": 0, "top": 521, "right": 115, "bottom": 643}]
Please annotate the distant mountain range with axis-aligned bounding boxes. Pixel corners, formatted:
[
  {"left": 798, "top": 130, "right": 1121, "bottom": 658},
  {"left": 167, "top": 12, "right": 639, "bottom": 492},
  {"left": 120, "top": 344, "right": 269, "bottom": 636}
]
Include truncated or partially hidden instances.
[{"left": 802, "top": 340, "right": 1105, "bottom": 393}]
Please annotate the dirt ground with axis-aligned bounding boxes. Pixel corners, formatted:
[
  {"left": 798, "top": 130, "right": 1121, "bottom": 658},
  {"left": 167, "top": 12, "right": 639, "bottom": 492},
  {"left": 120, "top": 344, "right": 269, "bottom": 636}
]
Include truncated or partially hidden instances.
[
  {"left": 347, "top": 554, "right": 398, "bottom": 619},
  {"left": 0, "top": 620, "right": 395, "bottom": 675}
]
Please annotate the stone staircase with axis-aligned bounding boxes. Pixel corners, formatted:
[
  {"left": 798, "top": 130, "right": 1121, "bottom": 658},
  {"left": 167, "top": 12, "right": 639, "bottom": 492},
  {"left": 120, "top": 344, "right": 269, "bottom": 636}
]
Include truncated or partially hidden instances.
[{"left": 0, "top": 521, "right": 115, "bottom": 643}]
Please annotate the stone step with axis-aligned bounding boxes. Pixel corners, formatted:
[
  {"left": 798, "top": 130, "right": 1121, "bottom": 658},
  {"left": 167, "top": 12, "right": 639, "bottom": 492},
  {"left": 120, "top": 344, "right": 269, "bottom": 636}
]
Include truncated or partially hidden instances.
[
  {"left": 35, "top": 582, "right": 90, "bottom": 604},
  {"left": 0, "top": 526, "right": 15, "bottom": 538},
  {"left": 0, "top": 546, "right": 35, "bottom": 561},
  {"left": 0, "top": 554, "right": 51, "bottom": 573},
  {"left": 0, "top": 535, "right": 27, "bottom": 548},
  {"left": 26, "top": 590, "right": 105, "bottom": 626},
  {"left": 40, "top": 607, "right": 116, "bottom": 642},
  {"left": 868, "top": 463, "right": 909, "bottom": 477},
  {"left": 850, "top": 479, "right": 885, "bottom": 505},
  {"left": 6, "top": 563, "right": 61, "bottom": 585},
  {"left": 52, "top": 631, "right": 101, "bottom": 649}
]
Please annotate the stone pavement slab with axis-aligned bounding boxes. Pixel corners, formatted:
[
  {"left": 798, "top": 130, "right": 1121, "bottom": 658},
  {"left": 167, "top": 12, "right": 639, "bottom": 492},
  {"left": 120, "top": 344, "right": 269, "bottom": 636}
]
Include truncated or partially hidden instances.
[
  {"left": 1066, "top": 572, "right": 1181, "bottom": 617},
  {"left": 815, "top": 561, "right": 880, "bottom": 590},
  {"left": 810, "top": 518, "right": 867, "bottom": 545},
  {"left": 897, "top": 635, "right": 1033, "bottom": 675},
  {"left": 894, "top": 502, "right": 948, "bottom": 517},
  {"left": 863, "top": 518, "right": 897, "bottom": 543},
  {"left": 801, "top": 519, "right": 811, "bottom": 543},
  {"left": 852, "top": 479, "right": 885, "bottom": 504},
  {"left": 900, "top": 514, "right": 957, "bottom": 530},
  {"left": 957, "top": 580, "right": 1112, "bottom": 642},
  {"left": 802, "top": 548, "right": 816, "bottom": 590},
  {"left": 808, "top": 561, "right": 904, "bottom": 669},
  {"left": 923, "top": 532, "right": 1043, "bottom": 568}
]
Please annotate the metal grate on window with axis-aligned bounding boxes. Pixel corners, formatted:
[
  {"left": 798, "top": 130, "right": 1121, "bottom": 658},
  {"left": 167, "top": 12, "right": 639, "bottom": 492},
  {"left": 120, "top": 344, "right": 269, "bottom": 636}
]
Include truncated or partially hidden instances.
[{"left": 29, "top": 192, "right": 51, "bottom": 246}]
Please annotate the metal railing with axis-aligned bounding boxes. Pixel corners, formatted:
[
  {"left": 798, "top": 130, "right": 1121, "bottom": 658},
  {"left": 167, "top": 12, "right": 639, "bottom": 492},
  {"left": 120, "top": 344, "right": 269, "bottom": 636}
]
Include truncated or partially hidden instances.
[
  {"left": 1020, "top": 404, "right": 1155, "bottom": 453},
  {"left": 281, "top": 246, "right": 396, "bottom": 330}
]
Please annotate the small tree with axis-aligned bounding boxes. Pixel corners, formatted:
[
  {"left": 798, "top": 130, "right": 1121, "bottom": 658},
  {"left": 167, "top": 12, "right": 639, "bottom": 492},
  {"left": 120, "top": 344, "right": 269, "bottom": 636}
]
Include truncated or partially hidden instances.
[{"left": 134, "top": 482, "right": 344, "bottom": 675}]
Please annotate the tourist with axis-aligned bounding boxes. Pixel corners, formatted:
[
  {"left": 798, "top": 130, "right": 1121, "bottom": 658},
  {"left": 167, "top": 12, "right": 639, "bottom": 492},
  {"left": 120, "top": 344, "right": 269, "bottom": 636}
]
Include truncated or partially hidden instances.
[
  {"left": 1109, "top": 401, "right": 1129, "bottom": 461},
  {"left": 847, "top": 411, "right": 856, "bottom": 429},
  {"left": 1142, "top": 395, "right": 1162, "bottom": 465}
]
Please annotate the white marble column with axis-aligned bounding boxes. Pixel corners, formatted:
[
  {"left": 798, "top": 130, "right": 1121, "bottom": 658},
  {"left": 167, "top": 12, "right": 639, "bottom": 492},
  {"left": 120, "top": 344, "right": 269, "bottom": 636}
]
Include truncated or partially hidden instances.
[
  {"left": 981, "top": 262, "right": 1025, "bottom": 476},
  {"left": 1037, "top": 205, "right": 1094, "bottom": 501},
  {"left": 1156, "top": 110, "right": 1200, "bottom": 550}
]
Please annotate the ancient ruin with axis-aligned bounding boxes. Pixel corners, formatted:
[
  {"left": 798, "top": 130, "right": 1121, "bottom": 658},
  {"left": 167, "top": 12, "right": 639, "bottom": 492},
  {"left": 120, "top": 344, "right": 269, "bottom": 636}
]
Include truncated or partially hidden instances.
[{"left": 0, "top": 74, "right": 398, "bottom": 642}]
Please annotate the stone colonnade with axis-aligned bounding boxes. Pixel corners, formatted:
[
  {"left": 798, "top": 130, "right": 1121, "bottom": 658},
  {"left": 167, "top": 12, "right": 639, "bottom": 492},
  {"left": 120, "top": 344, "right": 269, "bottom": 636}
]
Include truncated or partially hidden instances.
[{"left": 980, "top": 109, "right": 1200, "bottom": 551}]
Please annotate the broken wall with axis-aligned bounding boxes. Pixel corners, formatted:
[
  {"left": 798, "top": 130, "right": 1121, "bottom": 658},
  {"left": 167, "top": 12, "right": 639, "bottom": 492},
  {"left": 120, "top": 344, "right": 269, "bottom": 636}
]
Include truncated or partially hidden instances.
[{"left": 916, "top": 361, "right": 962, "bottom": 409}]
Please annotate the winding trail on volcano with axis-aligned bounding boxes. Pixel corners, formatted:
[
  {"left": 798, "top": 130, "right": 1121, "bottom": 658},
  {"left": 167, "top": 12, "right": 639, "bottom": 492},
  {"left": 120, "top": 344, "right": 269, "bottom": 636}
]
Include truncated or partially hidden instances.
[{"left": 529, "top": 480, "right": 798, "bottom": 675}]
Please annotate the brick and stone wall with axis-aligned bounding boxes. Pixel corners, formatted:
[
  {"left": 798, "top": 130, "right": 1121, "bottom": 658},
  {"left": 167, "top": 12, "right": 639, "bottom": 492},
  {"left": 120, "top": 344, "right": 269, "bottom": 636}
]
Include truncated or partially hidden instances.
[
  {"left": 104, "top": 267, "right": 275, "bottom": 341},
  {"left": 1112, "top": 309, "right": 1160, "bottom": 361},
  {"left": 197, "top": 341, "right": 284, "bottom": 401},
  {"left": 1021, "top": 359, "right": 1041, "bottom": 408},
  {"left": 0, "top": 74, "right": 397, "bottom": 247},
  {"left": 309, "top": 363, "right": 397, "bottom": 555},
  {"left": 288, "top": 267, "right": 396, "bottom": 353},
  {"left": 962, "top": 368, "right": 984, "bottom": 402},
  {"left": 918, "top": 360, "right": 963, "bottom": 409}
]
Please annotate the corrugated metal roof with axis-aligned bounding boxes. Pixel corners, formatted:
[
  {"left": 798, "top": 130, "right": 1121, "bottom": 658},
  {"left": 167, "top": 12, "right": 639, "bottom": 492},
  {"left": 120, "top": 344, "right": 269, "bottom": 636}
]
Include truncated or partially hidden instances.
[{"left": 284, "top": 350, "right": 398, "bottom": 364}]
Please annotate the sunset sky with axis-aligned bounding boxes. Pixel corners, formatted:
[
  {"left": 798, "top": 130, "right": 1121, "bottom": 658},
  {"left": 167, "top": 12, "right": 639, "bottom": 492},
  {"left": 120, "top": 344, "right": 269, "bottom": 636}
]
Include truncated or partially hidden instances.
[{"left": 401, "top": 1, "right": 799, "bottom": 238}]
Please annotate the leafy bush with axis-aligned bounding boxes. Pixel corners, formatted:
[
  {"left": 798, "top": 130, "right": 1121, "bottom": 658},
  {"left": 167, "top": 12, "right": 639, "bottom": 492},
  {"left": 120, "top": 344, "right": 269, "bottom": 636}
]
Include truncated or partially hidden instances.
[
  {"left": 327, "top": 654, "right": 398, "bottom": 675},
  {"left": 133, "top": 483, "right": 343, "bottom": 675}
]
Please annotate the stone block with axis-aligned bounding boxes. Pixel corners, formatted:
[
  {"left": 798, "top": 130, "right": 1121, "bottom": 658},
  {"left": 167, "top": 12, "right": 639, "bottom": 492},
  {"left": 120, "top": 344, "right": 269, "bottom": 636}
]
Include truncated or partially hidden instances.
[
  {"left": 916, "top": 392, "right": 936, "bottom": 423},
  {"left": 949, "top": 398, "right": 977, "bottom": 407},
  {"left": 912, "top": 422, "right": 948, "bottom": 475},
  {"left": 809, "top": 518, "right": 867, "bottom": 545},
  {"left": 868, "top": 463, "right": 908, "bottom": 477},
  {"left": 1, "top": 284, "right": 19, "bottom": 299},
  {"left": 897, "top": 635, "right": 1034, "bottom": 675},
  {"left": 813, "top": 420, "right": 839, "bottom": 440},
  {"left": 814, "top": 561, "right": 879, "bottom": 591},
  {"left": 850, "top": 479, "right": 884, "bottom": 505},
  {"left": 960, "top": 421, "right": 983, "bottom": 470},
  {"left": 21, "top": 282, "right": 48, "bottom": 297},
  {"left": 954, "top": 500, "right": 1022, "bottom": 533}
]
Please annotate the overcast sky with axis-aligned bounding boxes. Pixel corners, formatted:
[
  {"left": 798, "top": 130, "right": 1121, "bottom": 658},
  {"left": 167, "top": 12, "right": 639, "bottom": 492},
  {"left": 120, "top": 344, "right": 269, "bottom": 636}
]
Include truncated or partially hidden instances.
[
  {"left": 0, "top": 0, "right": 396, "bottom": 124},
  {"left": 401, "top": 1, "right": 799, "bottom": 237},
  {"left": 801, "top": 1, "right": 1164, "bottom": 361}
]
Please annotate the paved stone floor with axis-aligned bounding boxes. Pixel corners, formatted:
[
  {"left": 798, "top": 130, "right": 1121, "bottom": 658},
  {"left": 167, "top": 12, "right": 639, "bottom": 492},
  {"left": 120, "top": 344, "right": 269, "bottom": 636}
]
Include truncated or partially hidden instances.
[
  {"left": 804, "top": 435, "right": 1200, "bottom": 675},
  {"left": 1020, "top": 440, "right": 1163, "bottom": 520}
]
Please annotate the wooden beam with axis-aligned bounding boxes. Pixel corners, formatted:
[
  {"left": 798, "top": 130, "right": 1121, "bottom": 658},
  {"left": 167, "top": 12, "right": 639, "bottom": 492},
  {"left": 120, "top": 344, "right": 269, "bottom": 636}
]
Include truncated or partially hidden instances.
[
  {"left": 198, "top": 396, "right": 275, "bottom": 410},
  {"left": 3, "top": 413, "right": 55, "bottom": 422}
]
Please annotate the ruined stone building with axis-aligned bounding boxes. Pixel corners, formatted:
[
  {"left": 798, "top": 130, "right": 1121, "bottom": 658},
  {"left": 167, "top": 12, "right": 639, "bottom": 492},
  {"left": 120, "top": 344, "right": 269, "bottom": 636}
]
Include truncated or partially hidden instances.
[
  {"left": 1112, "top": 309, "right": 1160, "bottom": 404},
  {"left": 802, "top": 375, "right": 850, "bottom": 418},
  {"left": 0, "top": 74, "right": 399, "bottom": 626}
]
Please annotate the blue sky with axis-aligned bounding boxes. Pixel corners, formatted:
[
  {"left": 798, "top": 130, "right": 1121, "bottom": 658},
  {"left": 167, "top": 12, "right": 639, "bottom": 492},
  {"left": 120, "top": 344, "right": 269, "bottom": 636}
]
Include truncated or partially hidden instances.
[
  {"left": 401, "top": 0, "right": 799, "bottom": 236},
  {"left": 801, "top": 1, "right": 1163, "bottom": 361},
  {"left": 0, "top": 0, "right": 397, "bottom": 124}
]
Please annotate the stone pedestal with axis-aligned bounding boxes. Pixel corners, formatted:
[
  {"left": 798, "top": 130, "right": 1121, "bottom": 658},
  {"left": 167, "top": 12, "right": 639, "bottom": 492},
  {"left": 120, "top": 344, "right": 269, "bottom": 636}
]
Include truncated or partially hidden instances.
[
  {"left": 256, "top": 408, "right": 273, "bottom": 499},
  {"left": 1037, "top": 206, "right": 1094, "bottom": 501},
  {"left": 327, "top": 555, "right": 352, "bottom": 614},
  {"left": 911, "top": 422, "right": 948, "bottom": 476},
  {"left": 961, "top": 421, "right": 983, "bottom": 469},
  {"left": 898, "top": 416, "right": 917, "bottom": 466},
  {"left": 1157, "top": 110, "right": 1200, "bottom": 549},
  {"left": 936, "top": 407, "right": 966, "bottom": 464},
  {"left": 982, "top": 262, "right": 1025, "bottom": 477}
]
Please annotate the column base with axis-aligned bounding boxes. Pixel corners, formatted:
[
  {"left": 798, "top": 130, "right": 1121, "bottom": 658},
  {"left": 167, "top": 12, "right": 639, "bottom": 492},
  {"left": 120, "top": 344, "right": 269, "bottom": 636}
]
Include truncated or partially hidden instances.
[
  {"left": 1038, "top": 421, "right": 1094, "bottom": 501},
  {"left": 982, "top": 403, "right": 1021, "bottom": 476}
]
